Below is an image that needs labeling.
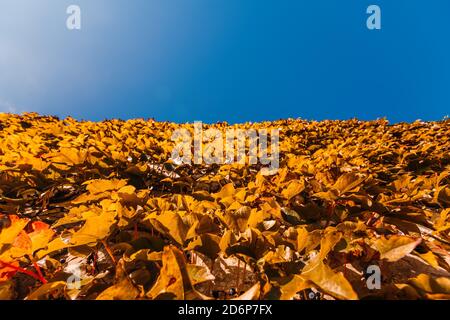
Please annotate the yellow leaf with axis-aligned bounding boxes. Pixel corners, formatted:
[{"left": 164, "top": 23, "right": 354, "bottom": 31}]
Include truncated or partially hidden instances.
[
  {"left": 296, "top": 227, "right": 309, "bottom": 252},
  {"left": 278, "top": 275, "right": 312, "bottom": 300},
  {"left": 418, "top": 251, "right": 440, "bottom": 269},
  {"left": 408, "top": 274, "right": 450, "bottom": 296},
  {"left": 41, "top": 209, "right": 116, "bottom": 257},
  {"left": 85, "top": 179, "right": 128, "bottom": 195},
  {"left": 319, "top": 228, "right": 342, "bottom": 260},
  {"left": 281, "top": 180, "right": 305, "bottom": 200},
  {"left": 0, "top": 216, "right": 29, "bottom": 246},
  {"left": 147, "top": 245, "right": 206, "bottom": 300},
  {"left": 301, "top": 257, "right": 357, "bottom": 300},
  {"left": 29, "top": 227, "right": 54, "bottom": 255},
  {"left": 333, "top": 173, "right": 366, "bottom": 194},
  {"left": 53, "top": 148, "right": 87, "bottom": 165},
  {"left": 186, "top": 233, "right": 221, "bottom": 259},
  {"left": 117, "top": 185, "right": 136, "bottom": 195},
  {"left": 153, "top": 211, "right": 188, "bottom": 246},
  {"left": 96, "top": 278, "right": 140, "bottom": 300},
  {"left": 219, "top": 206, "right": 251, "bottom": 233},
  {"left": 214, "top": 183, "right": 235, "bottom": 199},
  {"left": 247, "top": 209, "right": 269, "bottom": 228},
  {"left": 374, "top": 235, "right": 421, "bottom": 262},
  {"left": 70, "top": 209, "right": 116, "bottom": 246}
]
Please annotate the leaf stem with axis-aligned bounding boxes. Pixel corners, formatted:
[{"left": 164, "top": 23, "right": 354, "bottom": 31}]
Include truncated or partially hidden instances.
[{"left": 102, "top": 240, "right": 117, "bottom": 265}]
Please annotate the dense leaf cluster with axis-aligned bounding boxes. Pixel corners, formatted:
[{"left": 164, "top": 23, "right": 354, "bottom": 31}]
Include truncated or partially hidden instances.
[{"left": 0, "top": 113, "right": 449, "bottom": 300}]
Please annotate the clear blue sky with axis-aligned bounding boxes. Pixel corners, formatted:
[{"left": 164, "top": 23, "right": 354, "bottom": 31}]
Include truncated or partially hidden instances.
[{"left": 0, "top": 0, "right": 449, "bottom": 123}]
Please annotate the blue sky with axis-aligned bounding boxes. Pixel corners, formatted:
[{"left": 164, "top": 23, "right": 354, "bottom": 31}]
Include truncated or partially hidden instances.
[{"left": 0, "top": 0, "right": 449, "bottom": 123}]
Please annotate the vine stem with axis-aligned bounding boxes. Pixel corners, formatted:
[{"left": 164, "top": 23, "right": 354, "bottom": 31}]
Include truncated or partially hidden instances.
[
  {"left": 236, "top": 259, "right": 241, "bottom": 294},
  {"left": 0, "top": 259, "right": 46, "bottom": 283},
  {"left": 29, "top": 255, "right": 48, "bottom": 284}
]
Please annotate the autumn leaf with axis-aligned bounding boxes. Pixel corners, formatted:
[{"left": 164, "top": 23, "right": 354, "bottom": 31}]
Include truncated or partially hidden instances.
[
  {"left": 281, "top": 180, "right": 305, "bottom": 200},
  {"left": 332, "top": 173, "right": 366, "bottom": 194},
  {"left": 301, "top": 257, "right": 358, "bottom": 300},
  {"left": 96, "top": 278, "right": 140, "bottom": 300},
  {"left": 374, "top": 235, "right": 422, "bottom": 262},
  {"left": 147, "top": 245, "right": 208, "bottom": 300},
  {"left": 26, "top": 281, "right": 67, "bottom": 300},
  {"left": 69, "top": 209, "right": 116, "bottom": 246},
  {"left": 0, "top": 216, "right": 29, "bottom": 246},
  {"left": 277, "top": 275, "right": 312, "bottom": 300},
  {"left": 149, "top": 211, "right": 189, "bottom": 246}
]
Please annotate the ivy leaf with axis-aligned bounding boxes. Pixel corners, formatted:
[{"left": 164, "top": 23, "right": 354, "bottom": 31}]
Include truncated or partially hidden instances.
[
  {"left": 147, "top": 245, "right": 209, "bottom": 300},
  {"left": 0, "top": 216, "right": 29, "bottom": 246},
  {"left": 374, "top": 235, "right": 422, "bottom": 262},
  {"left": 96, "top": 278, "right": 140, "bottom": 300},
  {"left": 332, "top": 173, "right": 366, "bottom": 194},
  {"left": 281, "top": 180, "right": 305, "bottom": 200},
  {"left": 277, "top": 275, "right": 312, "bottom": 300},
  {"left": 301, "top": 257, "right": 357, "bottom": 300}
]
